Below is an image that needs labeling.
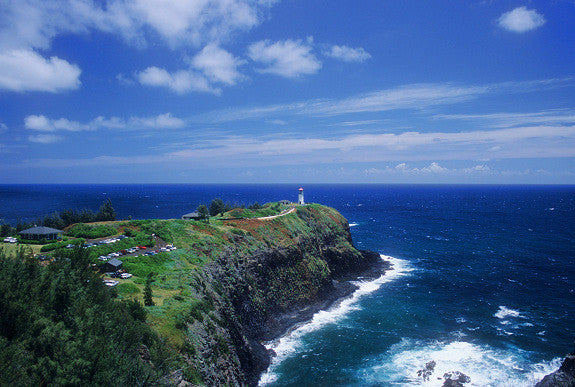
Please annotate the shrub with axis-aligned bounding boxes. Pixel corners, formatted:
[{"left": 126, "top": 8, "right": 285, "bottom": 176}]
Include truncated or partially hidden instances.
[
  {"left": 41, "top": 238, "right": 85, "bottom": 252},
  {"left": 66, "top": 223, "right": 117, "bottom": 239}
]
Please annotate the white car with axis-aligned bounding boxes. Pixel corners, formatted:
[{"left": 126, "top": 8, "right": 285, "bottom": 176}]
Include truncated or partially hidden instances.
[{"left": 120, "top": 273, "right": 132, "bottom": 279}]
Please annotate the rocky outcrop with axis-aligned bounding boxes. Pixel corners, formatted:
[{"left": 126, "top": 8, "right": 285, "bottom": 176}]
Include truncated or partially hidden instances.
[{"left": 536, "top": 346, "right": 575, "bottom": 387}]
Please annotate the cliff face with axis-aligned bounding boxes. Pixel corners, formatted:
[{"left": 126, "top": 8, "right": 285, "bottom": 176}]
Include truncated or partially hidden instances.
[
  {"left": 536, "top": 348, "right": 575, "bottom": 387},
  {"left": 158, "top": 205, "right": 385, "bottom": 386}
]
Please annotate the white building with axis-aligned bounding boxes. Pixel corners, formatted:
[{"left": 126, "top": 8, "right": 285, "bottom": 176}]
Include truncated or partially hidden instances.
[{"left": 298, "top": 187, "right": 305, "bottom": 205}]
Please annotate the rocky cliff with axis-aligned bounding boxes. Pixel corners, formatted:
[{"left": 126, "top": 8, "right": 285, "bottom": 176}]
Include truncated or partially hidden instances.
[
  {"left": 136, "top": 204, "right": 386, "bottom": 385},
  {"left": 536, "top": 346, "right": 575, "bottom": 387}
]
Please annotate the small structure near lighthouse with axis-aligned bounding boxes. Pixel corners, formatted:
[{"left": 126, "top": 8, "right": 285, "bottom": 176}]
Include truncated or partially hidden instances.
[{"left": 298, "top": 187, "right": 305, "bottom": 205}]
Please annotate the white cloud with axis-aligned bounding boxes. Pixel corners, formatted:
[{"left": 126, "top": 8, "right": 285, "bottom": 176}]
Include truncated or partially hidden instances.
[
  {"left": 131, "top": 113, "right": 186, "bottom": 129},
  {"left": 435, "top": 109, "right": 575, "bottom": 128},
  {"left": 25, "top": 113, "right": 185, "bottom": 132},
  {"left": 137, "top": 45, "right": 243, "bottom": 94},
  {"left": 498, "top": 7, "right": 545, "bottom": 33},
  {"left": 248, "top": 38, "right": 321, "bottom": 78},
  {"left": 421, "top": 162, "right": 448, "bottom": 173},
  {"left": 28, "top": 134, "right": 63, "bottom": 144},
  {"left": 191, "top": 44, "right": 244, "bottom": 85},
  {"left": 123, "top": 0, "right": 261, "bottom": 47},
  {"left": 0, "top": 0, "right": 275, "bottom": 51},
  {"left": 326, "top": 45, "right": 371, "bottom": 62},
  {"left": 196, "top": 78, "right": 573, "bottom": 123},
  {"left": 367, "top": 163, "right": 492, "bottom": 175},
  {"left": 137, "top": 66, "right": 215, "bottom": 94},
  {"left": 0, "top": 49, "right": 80, "bottom": 92}
]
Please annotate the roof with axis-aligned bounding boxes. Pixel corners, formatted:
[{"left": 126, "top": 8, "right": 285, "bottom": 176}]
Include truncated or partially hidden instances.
[
  {"left": 182, "top": 212, "right": 200, "bottom": 218},
  {"left": 19, "top": 226, "right": 63, "bottom": 235},
  {"left": 107, "top": 258, "right": 123, "bottom": 267},
  {"left": 299, "top": 187, "right": 304, "bottom": 191}
]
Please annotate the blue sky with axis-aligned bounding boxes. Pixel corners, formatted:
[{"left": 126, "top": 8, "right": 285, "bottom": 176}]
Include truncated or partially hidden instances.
[{"left": 0, "top": 0, "right": 574, "bottom": 184}]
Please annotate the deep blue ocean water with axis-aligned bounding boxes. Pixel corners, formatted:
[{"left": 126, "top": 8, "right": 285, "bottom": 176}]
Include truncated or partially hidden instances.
[{"left": 1, "top": 184, "right": 574, "bottom": 386}]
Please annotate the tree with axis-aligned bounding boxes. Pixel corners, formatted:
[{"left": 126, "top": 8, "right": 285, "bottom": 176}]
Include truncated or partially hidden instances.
[
  {"left": 96, "top": 199, "right": 116, "bottom": 222},
  {"left": 197, "top": 205, "right": 209, "bottom": 222},
  {"left": 209, "top": 198, "right": 225, "bottom": 217},
  {"left": 143, "top": 276, "right": 154, "bottom": 306}
]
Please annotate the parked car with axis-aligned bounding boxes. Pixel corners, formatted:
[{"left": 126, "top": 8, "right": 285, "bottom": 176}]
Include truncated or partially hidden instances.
[{"left": 120, "top": 273, "right": 132, "bottom": 279}]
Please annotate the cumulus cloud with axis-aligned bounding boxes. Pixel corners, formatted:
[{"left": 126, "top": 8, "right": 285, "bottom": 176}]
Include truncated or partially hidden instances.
[
  {"left": 326, "top": 45, "right": 371, "bottom": 62},
  {"left": 137, "top": 66, "right": 214, "bottom": 94},
  {"left": 498, "top": 7, "right": 545, "bottom": 33},
  {"left": 191, "top": 44, "right": 245, "bottom": 85},
  {"left": 0, "top": 49, "right": 80, "bottom": 92},
  {"left": 0, "top": 0, "right": 274, "bottom": 51},
  {"left": 25, "top": 113, "right": 185, "bottom": 132},
  {"left": 248, "top": 38, "right": 321, "bottom": 78},
  {"left": 120, "top": 0, "right": 262, "bottom": 47},
  {"left": 137, "top": 45, "right": 243, "bottom": 94},
  {"left": 0, "top": 0, "right": 275, "bottom": 93}
]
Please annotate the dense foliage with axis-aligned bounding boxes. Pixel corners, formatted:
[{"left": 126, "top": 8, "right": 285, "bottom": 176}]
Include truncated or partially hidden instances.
[
  {"left": 0, "top": 200, "right": 117, "bottom": 236},
  {"left": 0, "top": 248, "right": 171, "bottom": 385}
]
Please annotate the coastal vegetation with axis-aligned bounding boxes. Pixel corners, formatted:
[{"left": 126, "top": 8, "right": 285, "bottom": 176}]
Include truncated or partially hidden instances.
[
  {"left": 0, "top": 201, "right": 382, "bottom": 385},
  {"left": 0, "top": 199, "right": 117, "bottom": 240},
  {"left": 0, "top": 248, "right": 174, "bottom": 385}
]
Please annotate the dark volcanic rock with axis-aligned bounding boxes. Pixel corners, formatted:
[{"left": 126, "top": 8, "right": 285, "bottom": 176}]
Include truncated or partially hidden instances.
[
  {"left": 536, "top": 347, "right": 575, "bottom": 387},
  {"left": 442, "top": 371, "right": 471, "bottom": 386},
  {"left": 417, "top": 360, "right": 436, "bottom": 381}
]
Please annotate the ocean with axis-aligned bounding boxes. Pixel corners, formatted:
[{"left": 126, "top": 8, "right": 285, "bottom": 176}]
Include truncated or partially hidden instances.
[{"left": 1, "top": 184, "right": 574, "bottom": 386}]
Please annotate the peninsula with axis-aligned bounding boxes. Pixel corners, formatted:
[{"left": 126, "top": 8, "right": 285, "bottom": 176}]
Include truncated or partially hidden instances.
[{"left": 0, "top": 202, "right": 387, "bottom": 385}]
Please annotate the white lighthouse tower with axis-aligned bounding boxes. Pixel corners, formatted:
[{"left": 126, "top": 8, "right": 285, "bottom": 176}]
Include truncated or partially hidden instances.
[{"left": 298, "top": 187, "right": 305, "bottom": 205}]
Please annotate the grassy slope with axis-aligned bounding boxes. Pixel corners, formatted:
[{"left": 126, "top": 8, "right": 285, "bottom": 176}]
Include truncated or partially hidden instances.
[{"left": 108, "top": 203, "right": 351, "bottom": 348}]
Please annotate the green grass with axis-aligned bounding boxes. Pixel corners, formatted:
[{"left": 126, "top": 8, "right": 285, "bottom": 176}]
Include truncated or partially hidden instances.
[
  {"left": 116, "top": 282, "right": 141, "bottom": 295},
  {"left": 122, "top": 252, "right": 171, "bottom": 278},
  {"left": 66, "top": 223, "right": 118, "bottom": 239}
]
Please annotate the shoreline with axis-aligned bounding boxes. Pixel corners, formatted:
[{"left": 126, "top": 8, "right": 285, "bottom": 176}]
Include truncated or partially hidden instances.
[{"left": 254, "top": 254, "right": 391, "bottom": 385}]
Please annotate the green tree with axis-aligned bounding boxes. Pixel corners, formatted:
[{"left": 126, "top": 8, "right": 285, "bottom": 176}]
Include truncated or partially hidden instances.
[
  {"left": 144, "top": 275, "right": 154, "bottom": 306},
  {"left": 209, "top": 198, "right": 225, "bottom": 217},
  {"left": 96, "top": 199, "right": 116, "bottom": 222},
  {"left": 197, "top": 205, "right": 209, "bottom": 221}
]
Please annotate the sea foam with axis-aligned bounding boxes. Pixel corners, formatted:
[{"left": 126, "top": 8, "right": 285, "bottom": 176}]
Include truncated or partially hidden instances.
[
  {"left": 494, "top": 306, "right": 523, "bottom": 320},
  {"left": 358, "top": 339, "right": 562, "bottom": 386},
  {"left": 258, "top": 255, "right": 412, "bottom": 386}
]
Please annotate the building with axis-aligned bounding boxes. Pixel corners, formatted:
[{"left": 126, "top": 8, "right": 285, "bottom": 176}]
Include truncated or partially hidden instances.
[
  {"left": 103, "top": 258, "right": 123, "bottom": 272},
  {"left": 298, "top": 187, "right": 305, "bottom": 205},
  {"left": 182, "top": 212, "right": 201, "bottom": 220},
  {"left": 279, "top": 200, "right": 291, "bottom": 205},
  {"left": 19, "top": 226, "right": 63, "bottom": 240}
]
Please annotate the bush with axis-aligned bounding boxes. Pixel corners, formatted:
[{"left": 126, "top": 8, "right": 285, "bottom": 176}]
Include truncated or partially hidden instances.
[
  {"left": 41, "top": 238, "right": 85, "bottom": 252},
  {"left": 66, "top": 223, "right": 117, "bottom": 239}
]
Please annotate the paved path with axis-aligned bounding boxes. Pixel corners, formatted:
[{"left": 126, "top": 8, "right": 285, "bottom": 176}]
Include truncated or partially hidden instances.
[{"left": 256, "top": 207, "right": 296, "bottom": 220}]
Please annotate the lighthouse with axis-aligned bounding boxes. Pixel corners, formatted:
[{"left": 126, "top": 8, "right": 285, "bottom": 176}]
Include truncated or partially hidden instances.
[{"left": 298, "top": 187, "right": 305, "bottom": 205}]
